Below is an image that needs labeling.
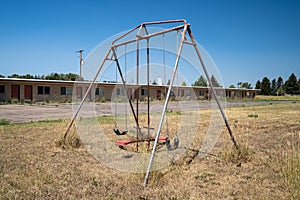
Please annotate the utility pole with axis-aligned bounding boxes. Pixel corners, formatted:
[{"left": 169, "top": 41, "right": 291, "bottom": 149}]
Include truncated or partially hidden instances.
[{"left": 76, "top": 50, "right": 84, "bottom": 79}]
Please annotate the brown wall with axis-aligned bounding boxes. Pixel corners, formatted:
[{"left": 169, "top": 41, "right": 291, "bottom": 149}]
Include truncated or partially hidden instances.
[{"left": 0, "top": 79, "right": 259, "bottom": 102}]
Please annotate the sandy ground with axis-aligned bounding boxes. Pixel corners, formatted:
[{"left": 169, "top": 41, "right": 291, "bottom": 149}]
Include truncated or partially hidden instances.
[{"left": 0, "top": 101, "right": 273, "bottom": 123}]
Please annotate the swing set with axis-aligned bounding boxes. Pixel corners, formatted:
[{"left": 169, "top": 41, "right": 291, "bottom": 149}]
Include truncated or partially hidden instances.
[{"left": 63, "top": 19, "right": 238, "bottom": 186}]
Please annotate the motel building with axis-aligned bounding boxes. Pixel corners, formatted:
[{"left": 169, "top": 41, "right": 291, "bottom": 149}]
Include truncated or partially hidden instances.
[{"left": 0, "top": 78, "right": 259, "bottom": 103}]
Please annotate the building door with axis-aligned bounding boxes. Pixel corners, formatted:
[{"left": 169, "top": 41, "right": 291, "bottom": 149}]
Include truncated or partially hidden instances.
[
  {"left": 11, "top": 85, "right": 20, "bottom": 100},
  {"left": 24, "top": 85, "right": 32, "bottom": 101},
  {"left": 76, "top": 87, "right": 82, "bottom": 100},
  {"left": 85, "top": 87, "right": 91, "bottom": 101},
  {"left": 157, "top": 90, "right": 161, "bottom": 100}
]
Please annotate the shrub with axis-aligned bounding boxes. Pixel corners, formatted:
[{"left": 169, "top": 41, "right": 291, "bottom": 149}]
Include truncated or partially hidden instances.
[
  {"left": 248, "top": 113, "right": 258, "bottom": 118},
  {"left": 100, "top": 97, "right": 106, "bottom": 103},
  {"left": 0, "top": 118, "right": 10, "bottom": 125}
]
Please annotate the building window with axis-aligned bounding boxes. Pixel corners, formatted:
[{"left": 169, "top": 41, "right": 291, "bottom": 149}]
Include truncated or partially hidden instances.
[
  {"left": 61, "top": 87, "right": 72, "bottom": 95},
  {"left": 116, "top": 88, "right": 124, "bottom": 96},
  {"left": 61, "top": 87, "right": 66, "bottom": 95},
  {"left": 0, "top": 85, "right": 4, "bottom": 93},
  {"left": 38, "top": 86, "right": 50, "bottom": 95},
  {"left": 95, "top": 88, "right": 104, "bottom": 95},
  {"left": 185, "top": 89, "right": 191, "bottom": 96},
  {"left": 199, "top": 90, "right": 205, "bottom": 96},
  {"left": 141, "top": 89, "right": 148, "bottom": 96},
  {"left": 44, "top": 87, "right": 50, "bottom": 94}
]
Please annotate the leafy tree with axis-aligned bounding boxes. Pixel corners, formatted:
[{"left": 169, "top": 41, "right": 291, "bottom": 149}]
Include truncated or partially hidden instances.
[
  {"left": 7, "top": 73, "right": 82, "bottom": 81},
  {"left": 152, "top": 80, "right": 157, "bottom": 85},
  {"left": 182, "top": 82, "right": 187, "bottom": 86},
  {"left": 276, "top": 86, "right": 285, "bottom": 96},
  {"left": 8, "top": 74, "right": 20, "bottom": 78},
  {"left": 240, "top": 82, "right": 252, "bottom": 89},
  {"left": 210, "top": 75, "right": 221, "bottom": 87},
  {"left": 271, "top": 79, "right": 277, "bottom": 96},
  {"left": 166, "top": 79, "right": 171, "bottom": 85},
  {"left": 285, "top": 73, "right": 299, "bottom": 95},
  {"left": 0, "top": 74, "right": 5, "bottom": 78},
  {"left": 192, "top": 75, "right": 207, "bottom": 87},
  {"left": 68, "top": 73, "right": 81, "bottom": 81},
  {"left": 237, "top": 82, "right": 242, "bottom": 88},
  {"left": 229, "top": 84, "right": 235, "bottom": 88},
  {"left": 261, "top": 77, "right": 271, "bottom": 95}
]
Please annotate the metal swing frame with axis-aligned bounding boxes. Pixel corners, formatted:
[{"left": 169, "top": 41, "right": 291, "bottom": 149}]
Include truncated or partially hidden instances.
[{"left": 63, "top": 19, "right": 238, "bottom": 186}]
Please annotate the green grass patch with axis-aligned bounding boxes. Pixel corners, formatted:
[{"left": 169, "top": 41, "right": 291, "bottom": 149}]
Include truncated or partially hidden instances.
[
  {"left": 248, "top": 113, "right": 258, "bottom": 118},
  {"left": 0, "top": 118, "right": 10, "bottom": 125}
]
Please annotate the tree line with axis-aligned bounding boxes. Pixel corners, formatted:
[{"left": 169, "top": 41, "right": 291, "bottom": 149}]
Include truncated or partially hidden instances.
[
  {"left": 192, "top": 75, "right": 221, "bottom": 87},
  {"left": 255, "top": 73, "right": 300, "bottom": 95},
  {"left": 1, "top": 72, "right": 299, "bottom": 95},
  {"left": 0, "top": 73, "right": 82, "bottom": 81},
  {"left": 191, "top": 72, "right": 300, "bottom": 96},
  {"left": 192, "top": 75, "right": 253, "bottom": 89}
]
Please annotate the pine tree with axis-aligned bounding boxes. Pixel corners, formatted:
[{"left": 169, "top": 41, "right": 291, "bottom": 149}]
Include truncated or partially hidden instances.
[
  {"left": 261, "top": 77, "right": 271, "bottom": 95},
  {"left": 285, "top": 73, "right": 299, "bottom": 95},
  {"left": 255, "top": 80, "right": 261, "bottom": 95},
  {"left": 277, "top": 76, "right": 283, "bottom": 89},
  {"left": 210, "top": 75, "right": 221, "bottom": 87},
  {"left": 271, "top": 79, "right": 277, "bottom": 96},
  {"left": 192, "top": 75, "right": 207, "bottom": 87},
  {"left": 255, "top": 80, "right": 261, "bottom": 89}
]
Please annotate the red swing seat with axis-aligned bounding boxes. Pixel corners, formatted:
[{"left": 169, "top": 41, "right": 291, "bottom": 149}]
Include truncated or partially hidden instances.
[{"left": 116, "top": 136, "right": 167, "bottom": 146}]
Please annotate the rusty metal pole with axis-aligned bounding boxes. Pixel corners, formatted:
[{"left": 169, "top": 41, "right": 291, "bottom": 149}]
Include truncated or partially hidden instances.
[
  {"left": 187, "top": 27, "right": 238, "bottom": 148},
  {"left": 63, "top": 48, "right": 110, "bottom": 139},
  {"left": 111, "top": 47, "right": 143, "bottom": 136},
  {"left": 147, "top": 38, "right": 151, "bottom": 150},
  {"left": 144, "top": 24, "right": 188, "bottom": 186},
  {"left": 136, "top": 39, "right": 140, "bottom": 152}
]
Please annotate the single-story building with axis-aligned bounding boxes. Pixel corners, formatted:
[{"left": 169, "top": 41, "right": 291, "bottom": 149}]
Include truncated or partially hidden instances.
[{"left": 0, "top": 78, "right": 259, "bottom": 102}]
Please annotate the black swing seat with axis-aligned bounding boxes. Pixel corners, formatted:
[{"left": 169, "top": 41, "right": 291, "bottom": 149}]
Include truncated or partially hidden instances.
[
  {"left": 166, "top": 136, "right": 179, "bottom": 151},
  {"left": 114, "top": 128, "right": 128, "bottom": 135}
]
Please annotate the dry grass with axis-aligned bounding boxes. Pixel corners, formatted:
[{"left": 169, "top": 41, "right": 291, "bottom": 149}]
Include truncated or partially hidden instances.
[
  {"left": 0, "top": 102, "right": 300, "bottom": 199},
  {"left": 254, "top": 95, "right": 300, "bottom": 101}
]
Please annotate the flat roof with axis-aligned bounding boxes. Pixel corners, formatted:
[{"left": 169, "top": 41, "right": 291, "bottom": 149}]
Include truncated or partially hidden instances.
[{"left": 0, "top": 78, "right": 260, "bottom": 91}]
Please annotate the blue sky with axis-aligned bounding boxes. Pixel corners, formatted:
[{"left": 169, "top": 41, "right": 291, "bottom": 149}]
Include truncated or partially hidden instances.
[{"left": 0, "top": 0, "right": 299, "bottom": 87}]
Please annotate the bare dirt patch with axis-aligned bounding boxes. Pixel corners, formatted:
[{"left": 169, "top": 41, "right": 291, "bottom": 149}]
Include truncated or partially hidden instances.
[
  {"left": 0, "top": 100, "right": 276, "bottom": 124},
  {"left": 0, "top": 102, "right": 299, "bottom": 199}
]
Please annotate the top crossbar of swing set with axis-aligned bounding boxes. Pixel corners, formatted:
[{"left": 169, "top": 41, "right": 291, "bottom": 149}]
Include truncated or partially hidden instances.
[
  {"left": 111, "top": 19, "right": 190, "bottom": 48},
  {"left": 63, "top": 19, "right": 238, "bottom": 187}
]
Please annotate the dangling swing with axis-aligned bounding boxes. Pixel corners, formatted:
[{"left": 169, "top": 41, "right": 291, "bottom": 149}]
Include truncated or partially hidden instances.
[
  {"left": 115, "top": 39, "right": 167, "bottom": 147},
  {"left": 163, "top": 33, "right": 179, "bottom": 151},
  {"left": 113, "top": 45, "right": 128, "bottom": 136}
]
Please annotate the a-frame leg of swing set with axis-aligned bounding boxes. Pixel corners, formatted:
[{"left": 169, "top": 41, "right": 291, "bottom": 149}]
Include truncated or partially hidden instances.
[{"left": 143, "top": 24, "right": 239, "bottom": 187}]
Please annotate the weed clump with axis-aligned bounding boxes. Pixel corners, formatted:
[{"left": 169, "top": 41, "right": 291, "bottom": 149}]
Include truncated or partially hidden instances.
[
  {"left": 274, "top": 133, "right": 300, "bottom": 199},
  {"left": 248, "top": 113, "right": 258, "bottom": 118},
  {"left": 56, "top": 126, "right": 81, "bottom": 149},
  {"left": 221, "top": 142, "right": 253, "bottom": 164}
]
